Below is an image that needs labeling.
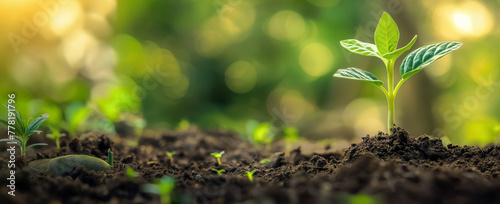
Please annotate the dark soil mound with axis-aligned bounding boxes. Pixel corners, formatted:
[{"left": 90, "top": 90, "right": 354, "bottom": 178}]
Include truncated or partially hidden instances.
[{"left": 0, "top": 127, "right": 499, "bottom": 204}]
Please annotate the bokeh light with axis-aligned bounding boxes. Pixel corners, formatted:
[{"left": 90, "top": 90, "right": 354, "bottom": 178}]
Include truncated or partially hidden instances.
[
  {"left": 268, "top": 10, "right": 306, "bottom": 42},
  {"left": 225, "top": 61, "right": 257, "bottom": 94},
  {"left": 299, "top": 43, "right": 334, "bottom": 77},
  {"left": 432, "top": 1, "right": 494, "bottom": 40}
]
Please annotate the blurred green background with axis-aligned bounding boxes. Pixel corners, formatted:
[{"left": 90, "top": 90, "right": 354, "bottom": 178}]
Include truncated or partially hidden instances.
[{"left": 0, "top": 0, "right": 499, "bottom": 146}]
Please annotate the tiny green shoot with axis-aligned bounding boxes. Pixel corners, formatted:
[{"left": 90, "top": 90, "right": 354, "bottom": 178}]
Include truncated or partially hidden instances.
[
  {"left": 259, "top": 158, "right": 271, "bottom": 164},
  {"left": 126, "top": 166, "right": 138, "bottom": 182},
  {"left": 142, "top": 176, "right": 175, "bottom": 204},
  {"left": 64, "top": 102, "right": 90, "bottom": 136},
  {"left": 177, "top": 119, "right": 190, "bottom": 131},
  {"left": 246, "top": 170, "right": 256, "bottom": 182},
  {"left": 108, "top": 148, "right": 114, "bottom": 167},
  {"left": 334, "top": 12, "right": 462, "bottom": 134},
  {"left": 0, "top": 105, "right": 49, "bottom": 156},
  {"left": 252, "top": 122, "right": 275, "bottom": 145},
  {"left": 212, "top": 169, "right": 226, "bottom": 175},
  {"left": 46, "top": 126, "right": 66, "bottom": 149},
  {"left": 210, "top": 151, "right": 225, "bottom": 166},
  {"left": 166, "top": 151, "right": 176, "bottom": 163}
]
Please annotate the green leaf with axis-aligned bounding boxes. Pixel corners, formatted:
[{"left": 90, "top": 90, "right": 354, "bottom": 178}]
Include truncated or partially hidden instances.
[
  {"left": 333, "top": 68, "right": 383, "bottom": 87},
  {"left": 400, "top": 42, "right": 462, "bottom": 80},
  {"left": 340, "top": 39, "right": 382, "bottom": 58},
  {"left": 25, "top": 113, "right": 49, "bottom": 136},
  {"left": 3, "top": 104, "right": 26, "bottom": 135},
  {"left": 0, "top": 139, "right": 21, "bottom": 146},
  {"left": 26, "top": 143, "right": 48, "bottom": 149},
  {"left": 374, "top": 12, "right": 399, "bottom": 55},
  {"left": 0, "top": 119, "right": 8, "bottom": 127},
  {"left": 383, "top": 35, "right": 417, "bottom": 60}
]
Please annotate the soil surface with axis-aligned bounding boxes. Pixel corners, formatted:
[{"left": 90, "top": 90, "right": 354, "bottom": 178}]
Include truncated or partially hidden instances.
[{"left": 1, "top": 126, "right": 500, "bottom": 204}]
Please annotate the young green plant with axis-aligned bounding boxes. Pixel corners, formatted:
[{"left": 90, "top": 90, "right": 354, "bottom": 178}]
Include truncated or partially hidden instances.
[
  {"left": 210, "top": 151, "right": 225, "bottom": 166},
  {"left": 126, "top": 166, "right": 138, "bottom": 182},
  {"left": 212, "top": 169, "right": 226, "bottom": 175},
  {"left": 0, "top": 105, "right": 49, "bottom": 156},
  {"left": 108, "top": 148, "right": 114, "bottom": 167},
  {"left": 142, "top": 176, "right": 175, "bottom": 204},
  {"left": 166, "top": 151, "right": 176, "bottom": 163},
  {"left": 46, "top": 126, "right": 66, "bottom": 149},
  {"left": 246, "top": 169, "right": 256, "bottom": 182},
  {"left": 334, "top": 12, "right": 462, "bottom": 134},
  {"left": 259, "top": 158, "right": 271, "bottom": 164}
]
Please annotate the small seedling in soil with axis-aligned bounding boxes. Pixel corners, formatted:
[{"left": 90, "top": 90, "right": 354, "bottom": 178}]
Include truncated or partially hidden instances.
[
  {"left": 142, "top": 176, "right": 175, "bottom": 204},
  {"left": 210, "top": 151, "right": 225, "bottom": 166},
  {"left": 246, "top": 170, "right": 256, "bottom": 182},
  {"left": 177, "top": 119, "right": 190, "bottom": 131},
  {"left": 252, "top": 122, "right": 275, "bottom": 149},
  {"left": 126, "top": 166, "right": 138, "bottom": 182},
  {"left": 334, "top": 12, "right": 462, "bottom": 134},
  {"left": 64, "top": 102, "right": 90, "bottom": 136},
  {"left": 108, "top": 148, "right": 114, "bottom": 167},
  {"left": 46, "top": 126, "right": 66, "bottom": 149},
  {"left": 0, "top": 105, "right": 49, "bottom": 156},
  {"left": 212, "top": 169, "right": 226, "bottom": 175},
  {"left": 166, "top": 151, "right": 176, "bottom": 163},
  {"left": 259, "top": 158, "right": 271, "bottom": 164},
  {"left": 28, "top": 155, "right": 111, "bottom": 176}
]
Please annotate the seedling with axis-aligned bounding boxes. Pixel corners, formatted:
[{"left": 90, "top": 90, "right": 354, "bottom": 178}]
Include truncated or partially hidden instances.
[
  {"left": 210, "top": 151, "right": 225, "bottom": 166},
  {"left": 334, "top": 12, "right": 462, "bottom": 134},
  {"left": 126, "top": 166, "right": 138, "bottom": 182},
  {"left": 252, "top": 122, "right": 275, "bottom": 146},
  {"left": 142, "top": 176, "right": 175, "bottom": 204},
  {"left": 108, "top": 148, "right": 114, "bottom": 167},
  {"left": 212, "top": 169, "right": 226, "bottom": 175},
  {"left": 166, "top": 151, "right": 176, "bottom": 164},
  {"left": 259, "top": 158, "right": 271, "bottom": 164},
  {"left": 246, "top": 169, "right": 256, "bottom": 182},
  {"left": 0, "top": 105, "right": 49, "bottom": 156},
  {"left": 177, "top": 119, "right": 190, "bottom": 131},
  {"left": 46, "top": 126, "right": 66, "bottom": 149},
  {"left": 64, "top": 102, "right": 90, "bottom": 136}
]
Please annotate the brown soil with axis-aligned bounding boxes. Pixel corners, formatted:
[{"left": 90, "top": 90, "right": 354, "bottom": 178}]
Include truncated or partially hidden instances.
[{"left": 1, "top": 126, "right": 500, "bottom": 204}]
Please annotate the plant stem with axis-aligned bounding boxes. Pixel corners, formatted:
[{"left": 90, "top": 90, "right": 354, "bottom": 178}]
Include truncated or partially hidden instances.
[
  {"left": 56, "top": 139, "right": 60, "bottom": 149},
  {"left": 217, "top": 158, "right": 221, "bottom": 166},
  {"left": 386, "top": 60, "right": 395, "bottom": 134}
]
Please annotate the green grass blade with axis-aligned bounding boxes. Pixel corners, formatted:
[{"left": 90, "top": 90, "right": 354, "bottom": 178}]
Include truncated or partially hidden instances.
[
  {"left": 0, "top": 119, "right": 8, "bottom": 127},
  {"left": 25, "top": 114, "right": 49, "bottom": 136},
  {"left": 27, "top": 143, "right": 48, "bottom": 149}
]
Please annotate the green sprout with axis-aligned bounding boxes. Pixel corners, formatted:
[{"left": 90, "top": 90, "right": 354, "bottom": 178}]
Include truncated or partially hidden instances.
[
  {"left": 334, "top": 12, "right": 462, "bottom": 134},
  {"left": 259, "top": 158, "right": 271, "bottom": 164},
  {"left": 64, "top": 102, "right": 90, "bottom": 136},
  {"left": 166, "top": 151, "right": 176, "bottom": 163},
  {"left": 245, "top": 170, "right": 256, "bottom": 182},
  {"left": 252, "top": 122, "right": 275, "bottom": 145},
  {"left": 177, "top": 119, "right": 190, "bottom": 131},
  {"left": 108, "top": 148, "right": 114, "bottom": 167},
  {"left": 142, "top": 176, "right": 175, "bottom": 204},
  {"left": 210, "top": 151, "right": 225, "bottom": 166},
  {"left": 212, "top": 169, "right": 226, "bottom": 175},
  {"left": 46, "top": 126, "right": 66, "bottom": 149},
  {"left": 126, "top": 166, "right": 138, "bottom": 182},
  {"left": 0, "top": 105, "right": 49, "bottom": 156}
]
